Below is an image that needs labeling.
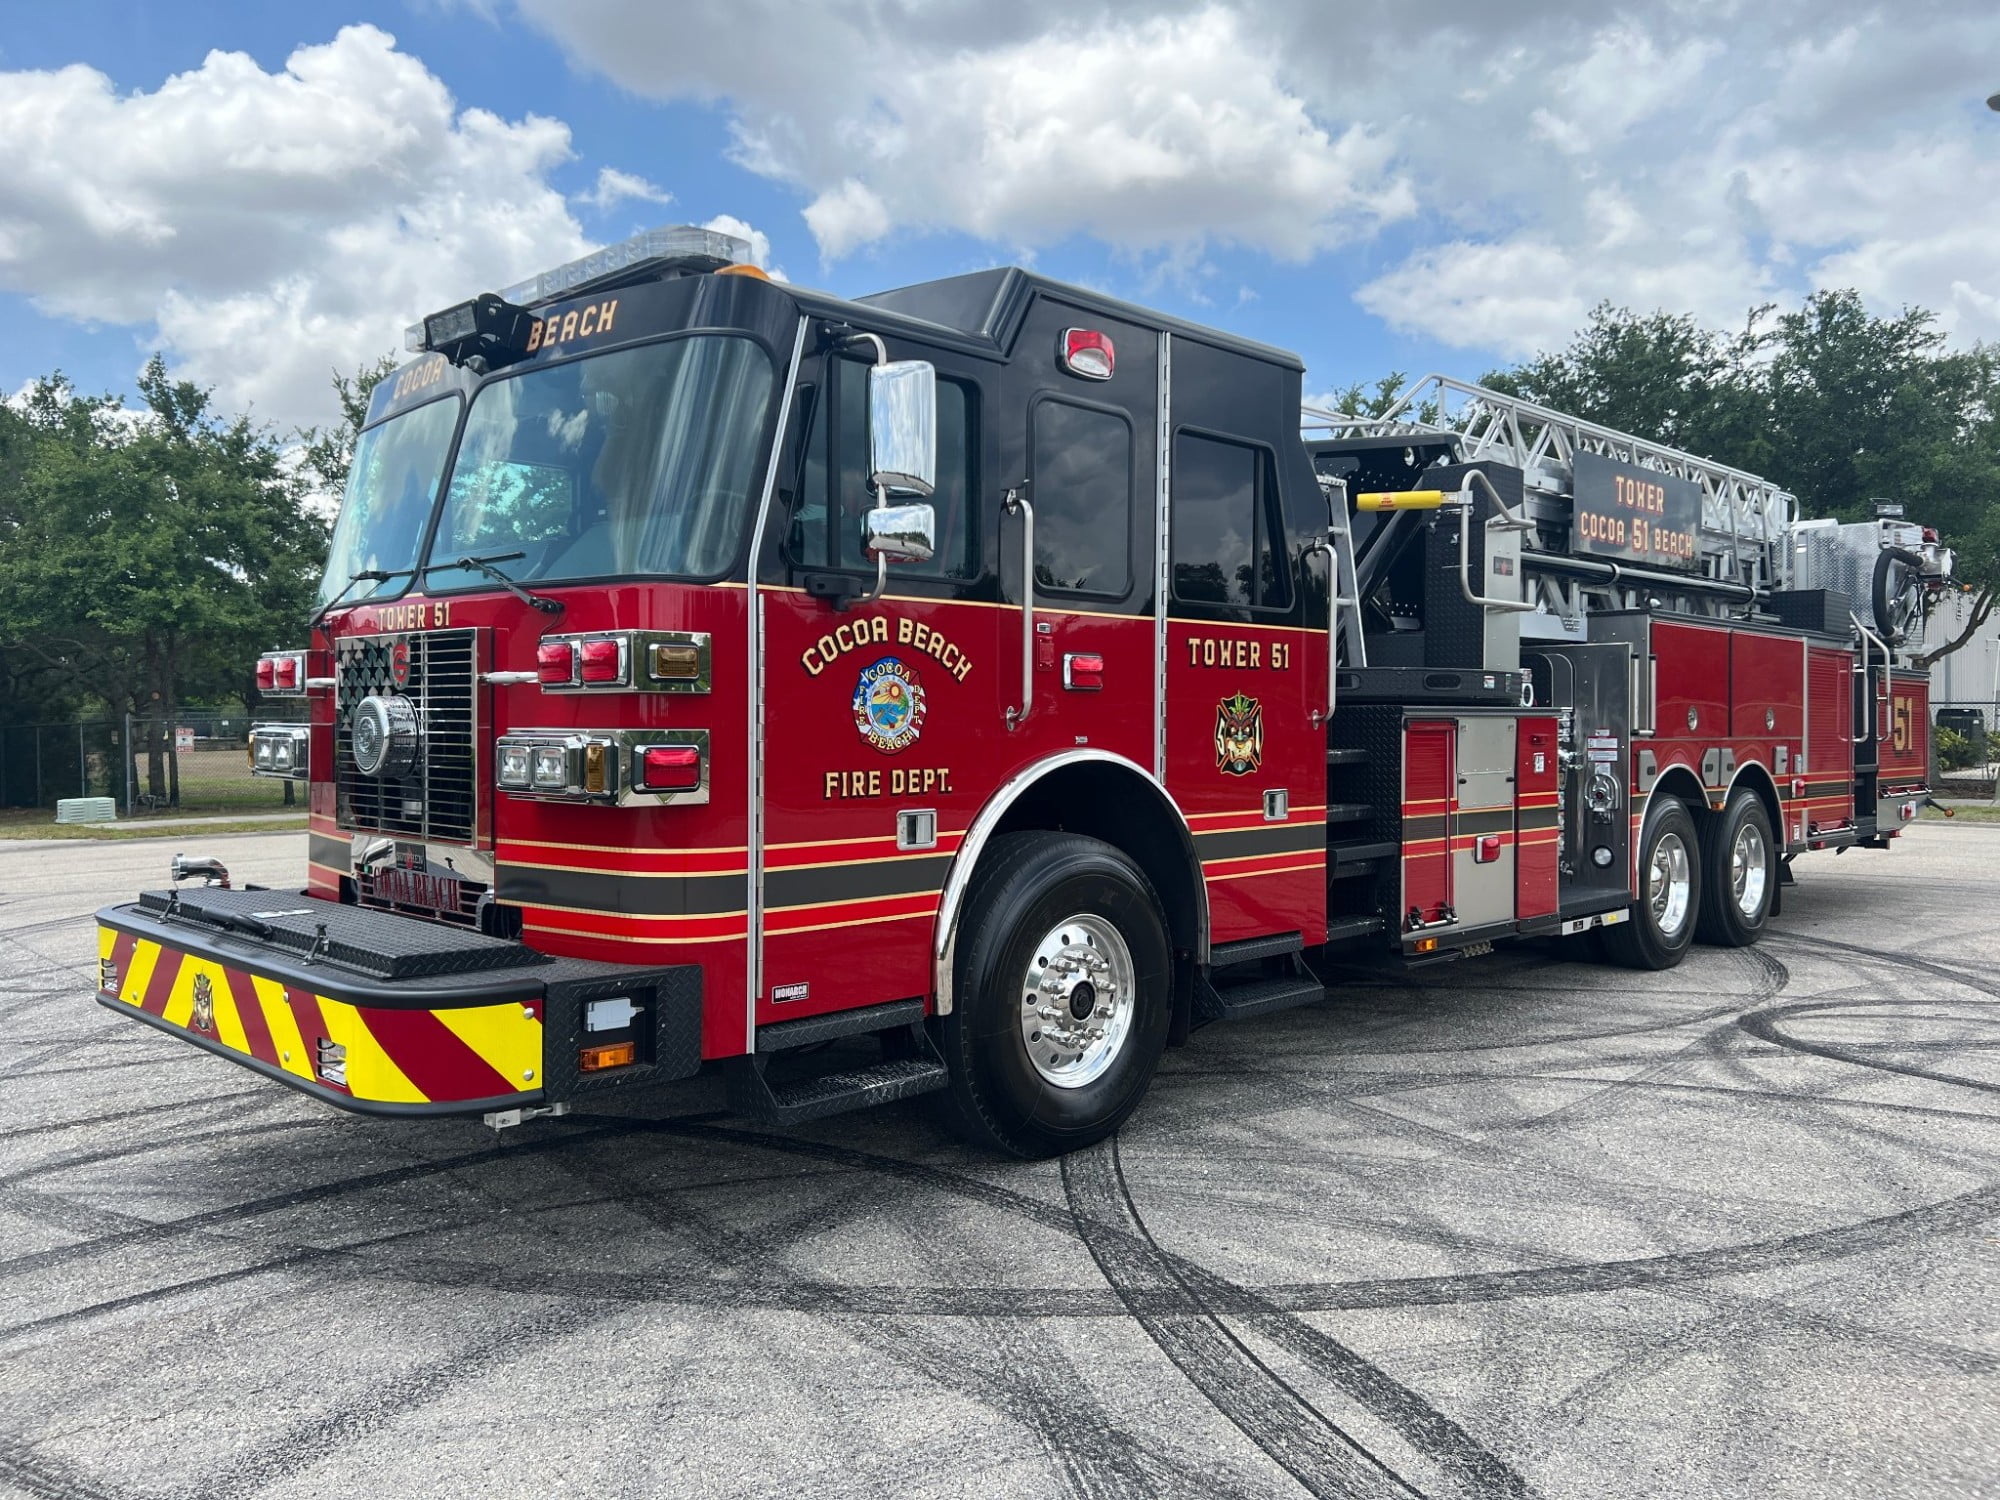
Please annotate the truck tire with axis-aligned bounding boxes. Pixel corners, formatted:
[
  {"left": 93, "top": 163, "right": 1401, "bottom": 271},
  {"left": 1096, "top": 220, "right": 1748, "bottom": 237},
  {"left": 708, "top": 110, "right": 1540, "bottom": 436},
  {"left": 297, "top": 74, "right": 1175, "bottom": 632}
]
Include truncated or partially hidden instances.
[
  {"left": 940, "top": 832, "right": 1172, "bottom": 1158},
  {"left": 1696, "top": 788, "right": 1776, "bottom": 947},
  {"left": 1601, "top": 794, "right": 1701, "bottom": 971}
]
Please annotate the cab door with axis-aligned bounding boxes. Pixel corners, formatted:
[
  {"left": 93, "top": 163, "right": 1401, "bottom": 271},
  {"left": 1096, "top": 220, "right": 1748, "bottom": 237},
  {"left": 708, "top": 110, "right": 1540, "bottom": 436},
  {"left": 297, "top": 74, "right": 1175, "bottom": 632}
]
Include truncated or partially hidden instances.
[
  {"left": 755, "top": 347, "right": 1004, "bottom": 1028},
  {"left": 1161, "top": 339, "right": 1329, "bottom": 948}
]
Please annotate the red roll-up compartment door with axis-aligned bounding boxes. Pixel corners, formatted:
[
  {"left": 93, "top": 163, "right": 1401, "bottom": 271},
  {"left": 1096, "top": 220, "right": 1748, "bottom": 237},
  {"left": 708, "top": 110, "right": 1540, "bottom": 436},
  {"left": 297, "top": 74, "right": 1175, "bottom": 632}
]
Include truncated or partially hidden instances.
[{"left": 1516, "top": 715, "right": 1560, "bottom": 920}]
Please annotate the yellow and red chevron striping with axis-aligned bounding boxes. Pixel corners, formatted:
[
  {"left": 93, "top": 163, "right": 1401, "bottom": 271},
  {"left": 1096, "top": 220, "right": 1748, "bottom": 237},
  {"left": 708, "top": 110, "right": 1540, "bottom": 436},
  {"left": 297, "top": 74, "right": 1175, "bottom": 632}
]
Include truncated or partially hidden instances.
[{"left": 97, "top": 928, "right": 540, "bottom": 1108}]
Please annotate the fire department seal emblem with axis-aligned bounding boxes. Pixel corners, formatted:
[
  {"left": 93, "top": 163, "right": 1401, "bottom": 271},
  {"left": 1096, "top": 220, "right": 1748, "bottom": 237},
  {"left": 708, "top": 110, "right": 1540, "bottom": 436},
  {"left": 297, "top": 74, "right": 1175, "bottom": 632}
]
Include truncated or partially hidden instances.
[
  {"left": 1215, "top": 692, "right": 1263, "bottom": 776},
  {"left": 190, "top": 972, "right": 215, "bottom": 1032},
  {"left": 852, "top": 656, "right": 927, "bottom": 754}
]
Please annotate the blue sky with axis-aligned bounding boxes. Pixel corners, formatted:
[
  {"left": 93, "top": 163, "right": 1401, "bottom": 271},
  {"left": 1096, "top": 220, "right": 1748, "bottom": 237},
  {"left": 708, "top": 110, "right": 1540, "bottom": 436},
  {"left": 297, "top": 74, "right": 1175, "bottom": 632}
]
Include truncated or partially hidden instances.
[{"left": 2, "top": 1, "right": 1995, "bottom": 433}]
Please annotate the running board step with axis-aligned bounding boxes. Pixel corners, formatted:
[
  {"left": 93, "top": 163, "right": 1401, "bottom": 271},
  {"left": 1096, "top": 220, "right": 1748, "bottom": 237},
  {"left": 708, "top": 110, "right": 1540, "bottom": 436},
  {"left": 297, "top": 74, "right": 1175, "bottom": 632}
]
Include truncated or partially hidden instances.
[
  {"left": 755, "top": 998, "right": 925, "bottom": 1052},
  {"left": 1325, "top": 914, "right": 1387, "bottom": 944},
  {"left": 728, "top": 1054, "right": 948, "bottom": 1127},
  {"left": 1326, "top": 747, "right": 1371, "bottom": 767},
  {"left": 1196, "top": 973, "right": 1326, "bottom": 1023},
  {"left": 1328, "top": 839, "right": 1396, "bottom": 879},
  {"left": 1325, "top": 802, "right": 1372, "bottom": 825},
  {"left": 1210, "top": 931, "right": 1304, "bottom": 967}
]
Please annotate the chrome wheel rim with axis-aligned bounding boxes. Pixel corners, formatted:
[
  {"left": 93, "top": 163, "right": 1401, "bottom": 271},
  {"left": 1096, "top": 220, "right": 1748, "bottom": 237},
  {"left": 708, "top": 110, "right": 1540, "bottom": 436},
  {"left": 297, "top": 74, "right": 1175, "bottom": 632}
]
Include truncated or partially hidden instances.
[
  {"left": 1018, "top": 912, "right": 1135, "bottom": 1089},
  {"left": 1732, "top": 822, "right": 1769, "bottom": 918},
  {"left": 1649, "top": 831, "right": 1692, "bottom": 938}
]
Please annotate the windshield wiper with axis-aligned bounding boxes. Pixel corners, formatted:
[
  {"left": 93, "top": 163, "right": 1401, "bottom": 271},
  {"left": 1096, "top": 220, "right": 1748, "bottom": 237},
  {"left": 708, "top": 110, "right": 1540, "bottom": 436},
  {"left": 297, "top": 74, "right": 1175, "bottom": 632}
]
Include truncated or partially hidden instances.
[
  {"left": 310, "top": 566, "right": 416, "bottom": 634},
  {"left": 425, "top": 551, "right": 564, "bottom": 615}
]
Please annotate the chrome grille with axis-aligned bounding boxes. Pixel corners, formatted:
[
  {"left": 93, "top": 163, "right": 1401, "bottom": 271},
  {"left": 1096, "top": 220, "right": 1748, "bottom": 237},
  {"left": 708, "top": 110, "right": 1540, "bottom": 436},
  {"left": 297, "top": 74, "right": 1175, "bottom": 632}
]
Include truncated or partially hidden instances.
[{"left": 335, "top": 629, "right": 480, "bottom": 845}]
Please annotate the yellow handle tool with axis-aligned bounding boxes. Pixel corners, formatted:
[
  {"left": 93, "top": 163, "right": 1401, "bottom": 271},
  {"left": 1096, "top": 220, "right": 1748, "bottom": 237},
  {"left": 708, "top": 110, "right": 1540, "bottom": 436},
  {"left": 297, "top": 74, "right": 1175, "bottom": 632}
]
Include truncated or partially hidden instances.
[{"left": 1354, "top": 489, "right": 1448, "bottom": 512}]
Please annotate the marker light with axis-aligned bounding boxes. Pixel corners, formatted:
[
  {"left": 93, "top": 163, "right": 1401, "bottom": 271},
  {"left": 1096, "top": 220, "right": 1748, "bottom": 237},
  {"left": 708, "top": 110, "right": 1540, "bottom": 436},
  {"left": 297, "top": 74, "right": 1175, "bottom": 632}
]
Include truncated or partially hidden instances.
[
  {"left": 537, "top": 640, "right": 577, "bottom": 686},
  {"left": 1063, "top": 653, "right": 1105, "bottom": 691},
  {"left": 257, "top": 650, "right": 307, "bottom": 696},
  {"left": 638, "top": 745, "right": 702, "bottom": 792},
  {"left": 1059, "top": 328, "right": 1115, "bottom": 381},
  {"left": 648, "top": 642, "right": 703, "bottom": 681},
  {"left": 579, "top": 1041, "right": 637, "bottom": 1073},
  {"left": 578, "top": 637, "right": 625, "bottom": 684}
]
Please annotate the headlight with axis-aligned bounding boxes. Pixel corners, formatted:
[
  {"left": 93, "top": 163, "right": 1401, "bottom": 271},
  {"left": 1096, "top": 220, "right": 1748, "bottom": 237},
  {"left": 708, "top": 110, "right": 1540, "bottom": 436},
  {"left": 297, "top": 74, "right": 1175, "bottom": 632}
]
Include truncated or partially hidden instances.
[
  {"left": 531, "top": 745, "right": 569, "bottom": 789},
  {"left": 498, "top": 744, "right": 532, "bottom": 789},
  {"left": 253, "top": 738, "right": 274, "bottom": 768},
  {"left": 272, "top": 738, "right": 293, "bottom": 771}
]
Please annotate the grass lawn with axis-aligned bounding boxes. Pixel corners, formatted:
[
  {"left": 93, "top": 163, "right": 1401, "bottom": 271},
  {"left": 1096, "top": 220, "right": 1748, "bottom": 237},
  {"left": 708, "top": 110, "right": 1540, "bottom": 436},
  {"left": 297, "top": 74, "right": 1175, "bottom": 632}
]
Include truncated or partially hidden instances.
[{"left": 0, "top": 808, "right": 307, "bottom": 841}]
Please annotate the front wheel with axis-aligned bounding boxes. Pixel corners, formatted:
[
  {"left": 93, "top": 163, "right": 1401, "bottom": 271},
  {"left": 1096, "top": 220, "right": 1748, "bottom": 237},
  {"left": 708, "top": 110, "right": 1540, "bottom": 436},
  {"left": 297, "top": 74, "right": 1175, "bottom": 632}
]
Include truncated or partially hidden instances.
[
  {"left": 1696, "top": 788, "right": 1776, "bottom": 946},
  {"left": 1601, "top": 794, "right": 1701, "bottom": 970},
  {"left": 940, "top": 832, "right": 1171, "bottom": 1158}
]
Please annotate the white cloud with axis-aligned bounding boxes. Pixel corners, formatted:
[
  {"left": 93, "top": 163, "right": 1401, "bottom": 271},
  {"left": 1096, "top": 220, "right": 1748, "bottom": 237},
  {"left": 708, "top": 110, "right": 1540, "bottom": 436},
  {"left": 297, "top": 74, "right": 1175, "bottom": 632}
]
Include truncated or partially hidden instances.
[
  {"left": 577, "top": 166, "right": 672, "bottom": 210},
  {"left": 0, "top": 26, "right": 774, "bottom": 429},
  {"left": 515, "top": 0, "right": 2000, "bottom": 356},
  {"left": 700, "top": 214, "right": 784, "bottom": 280},
  {"left": 519, "top": 1, "right": 1414, "bottom": 264}
]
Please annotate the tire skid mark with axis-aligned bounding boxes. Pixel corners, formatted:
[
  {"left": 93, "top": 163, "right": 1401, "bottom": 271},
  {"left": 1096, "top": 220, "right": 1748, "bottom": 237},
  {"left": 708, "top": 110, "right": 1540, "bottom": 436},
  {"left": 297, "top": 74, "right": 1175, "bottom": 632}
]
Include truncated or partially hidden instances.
[
  {"left": 0, "top": 1119, "right": 652, "bottom": 1282},
  {"left": 560, "top": 1130, "right": 1183, "bottom": 1500},
  {"left": 0, "top": 1431, "right": 127, "bottom": 1500},
  {"left": 1737, "top": 1003, "right": 2000, "bottom": 1095},
  {"left": 2, "top": 1086, "right": 278, "bottom": 1143},
  {"left": 617, "top": 1121, "right": 1530, "bottom": 1499},
  {"left": 1263, "top": 1175, "right": 2000, "bottom": 1312},
  {"left": 1063, "top": 1142, "right": 1430, "bottom": 1500}
]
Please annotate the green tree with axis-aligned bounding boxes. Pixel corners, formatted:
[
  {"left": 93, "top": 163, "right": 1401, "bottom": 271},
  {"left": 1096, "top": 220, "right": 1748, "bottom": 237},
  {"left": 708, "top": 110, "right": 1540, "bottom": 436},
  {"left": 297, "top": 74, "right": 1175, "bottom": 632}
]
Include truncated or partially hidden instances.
[
  {"left": 0, "top": 358, "right": 329, "bottom": 803},
  {"left": 1473, "top": 291, "right": 2000, "bottom": 663},
  {"left": 296, "top": 353, "right": 398, "bottom": 497}
]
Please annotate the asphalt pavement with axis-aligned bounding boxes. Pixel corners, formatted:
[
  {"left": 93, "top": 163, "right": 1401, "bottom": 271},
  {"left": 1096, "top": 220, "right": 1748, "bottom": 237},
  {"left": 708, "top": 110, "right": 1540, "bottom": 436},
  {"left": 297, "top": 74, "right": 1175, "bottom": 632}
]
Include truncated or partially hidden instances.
[{"left": 1, "top": 825, "right": 1996, "bottom": 1499}]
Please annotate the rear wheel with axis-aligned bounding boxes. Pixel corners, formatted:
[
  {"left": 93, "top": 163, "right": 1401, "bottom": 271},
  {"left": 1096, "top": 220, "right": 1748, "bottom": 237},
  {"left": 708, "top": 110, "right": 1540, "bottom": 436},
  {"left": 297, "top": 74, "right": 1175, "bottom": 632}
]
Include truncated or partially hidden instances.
[
  {"left": 1601, "top": 795, "right": 1701, "bottom": 970},
  {"left": 940, "top": 832, "right": 1171, "bottom": 1158},
  {"left": 1696, "top": 788, "right": 1776, "bottom": 946}
]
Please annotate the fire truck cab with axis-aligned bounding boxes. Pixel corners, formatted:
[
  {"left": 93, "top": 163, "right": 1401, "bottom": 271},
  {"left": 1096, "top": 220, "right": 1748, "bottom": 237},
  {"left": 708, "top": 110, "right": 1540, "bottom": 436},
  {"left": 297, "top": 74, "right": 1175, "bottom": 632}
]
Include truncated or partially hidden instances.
[{"left": 95, "top": 225, "right": 1952, "bottom": 1156}]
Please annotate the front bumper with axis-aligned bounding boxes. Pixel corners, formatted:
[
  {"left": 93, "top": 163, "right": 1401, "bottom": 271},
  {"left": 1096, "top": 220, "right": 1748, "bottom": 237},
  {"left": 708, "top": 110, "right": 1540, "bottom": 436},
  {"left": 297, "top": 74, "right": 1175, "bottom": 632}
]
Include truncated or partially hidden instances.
[{"left": 95, "top": 888, "right": 701, "bottom": 1118}]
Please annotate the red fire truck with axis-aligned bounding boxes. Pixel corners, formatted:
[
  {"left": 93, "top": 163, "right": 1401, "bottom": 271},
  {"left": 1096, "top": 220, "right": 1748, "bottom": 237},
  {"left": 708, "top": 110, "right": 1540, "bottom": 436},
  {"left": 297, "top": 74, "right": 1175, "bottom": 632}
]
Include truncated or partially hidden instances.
[{"left": 95, "top": 225, "right": 1953, "bottom": 1156}]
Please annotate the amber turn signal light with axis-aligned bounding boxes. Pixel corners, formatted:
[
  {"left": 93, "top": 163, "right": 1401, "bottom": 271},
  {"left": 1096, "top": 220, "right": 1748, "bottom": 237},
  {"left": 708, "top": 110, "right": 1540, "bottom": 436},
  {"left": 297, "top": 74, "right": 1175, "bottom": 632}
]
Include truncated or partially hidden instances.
[{"left": 579, "top": 1041, "right": 637, "bottom": 1072}]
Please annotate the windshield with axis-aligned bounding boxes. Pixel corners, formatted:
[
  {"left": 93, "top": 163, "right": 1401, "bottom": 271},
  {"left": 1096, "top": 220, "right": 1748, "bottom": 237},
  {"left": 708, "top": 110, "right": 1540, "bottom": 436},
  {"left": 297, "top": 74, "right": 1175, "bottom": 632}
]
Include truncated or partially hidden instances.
[
  {"left": 316, "top": 397, "right": 459, "bottom": 605},
  {"left": 424, "top": 335, "right": 775, "bottom": 590}
]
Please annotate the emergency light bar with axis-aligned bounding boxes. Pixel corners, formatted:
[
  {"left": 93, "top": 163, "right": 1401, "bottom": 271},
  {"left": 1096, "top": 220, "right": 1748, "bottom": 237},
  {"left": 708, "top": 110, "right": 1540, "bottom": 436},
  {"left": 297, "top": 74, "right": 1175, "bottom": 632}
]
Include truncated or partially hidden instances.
[{"left": 403, "top": 225, "right": 755, "bottom": 352}]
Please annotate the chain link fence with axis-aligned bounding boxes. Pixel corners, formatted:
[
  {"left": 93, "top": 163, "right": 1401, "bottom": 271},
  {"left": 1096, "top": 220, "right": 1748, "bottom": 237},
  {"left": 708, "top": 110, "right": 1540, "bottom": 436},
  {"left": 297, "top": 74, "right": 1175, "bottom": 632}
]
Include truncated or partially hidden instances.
[{"left": 0, "top": 705, "right": 310, "bottom": 818}]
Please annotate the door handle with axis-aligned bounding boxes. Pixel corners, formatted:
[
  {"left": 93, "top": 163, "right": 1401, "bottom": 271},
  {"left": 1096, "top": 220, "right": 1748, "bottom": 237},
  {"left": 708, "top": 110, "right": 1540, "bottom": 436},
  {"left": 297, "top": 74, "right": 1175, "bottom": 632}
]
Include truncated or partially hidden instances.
[
  {"left": 1005, "top": 487, "right": 1034, "bottom": 730},
  {"left": 1310, "top": 536, "right": 1336, "bottom": 728}
]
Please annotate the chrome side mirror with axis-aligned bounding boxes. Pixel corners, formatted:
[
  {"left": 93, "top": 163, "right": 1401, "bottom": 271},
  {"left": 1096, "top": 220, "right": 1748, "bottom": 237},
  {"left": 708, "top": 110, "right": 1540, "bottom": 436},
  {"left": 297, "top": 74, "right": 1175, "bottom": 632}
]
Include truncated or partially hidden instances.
[
  {"left": 868, "top": 360, "right": 936, "bottom": 497},
  {"left": 863, "top": 503, "right": 937, "bottom": 565}
]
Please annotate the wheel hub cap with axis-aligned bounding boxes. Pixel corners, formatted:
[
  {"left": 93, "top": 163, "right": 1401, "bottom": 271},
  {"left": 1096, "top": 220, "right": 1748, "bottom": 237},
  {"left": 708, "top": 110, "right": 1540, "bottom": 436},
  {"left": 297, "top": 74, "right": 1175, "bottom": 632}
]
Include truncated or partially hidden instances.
[
  {"left": 1732, "top": 823, "right": 1768, "bottom": 917},
  {"left": 1649, "top": 831, "right": 1691, "bottom": 938},
  {"left": 1019, "top": 913, "right": 1136, "bottom": 1089}
]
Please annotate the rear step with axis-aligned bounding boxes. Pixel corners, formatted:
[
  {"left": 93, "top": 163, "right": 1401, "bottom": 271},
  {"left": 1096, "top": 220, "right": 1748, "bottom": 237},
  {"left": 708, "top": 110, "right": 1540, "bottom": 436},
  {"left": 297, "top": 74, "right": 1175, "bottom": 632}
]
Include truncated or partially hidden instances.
[{"left": 728, "top": 1000, "right": 948, "bottom": 1125}]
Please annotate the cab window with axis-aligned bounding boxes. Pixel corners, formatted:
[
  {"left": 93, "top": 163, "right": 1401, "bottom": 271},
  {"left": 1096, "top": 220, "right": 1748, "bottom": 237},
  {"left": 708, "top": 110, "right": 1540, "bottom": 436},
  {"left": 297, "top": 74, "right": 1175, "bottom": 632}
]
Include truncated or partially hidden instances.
[
  {"left": 1030, "top": 399, "right": 1131, "bottom": 597},
  {"left": 1172, "top": 432, "right": 1290, "bottom": 611},
  {"left": 789, "top": 357, "right": 976, "bottom": 580}
]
